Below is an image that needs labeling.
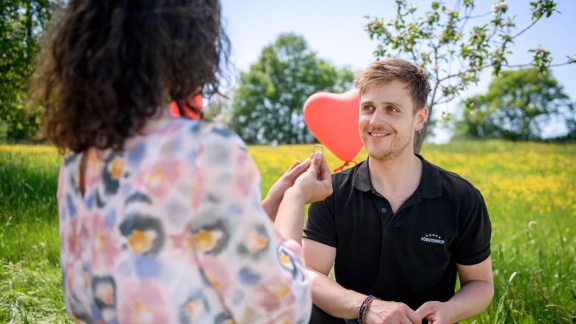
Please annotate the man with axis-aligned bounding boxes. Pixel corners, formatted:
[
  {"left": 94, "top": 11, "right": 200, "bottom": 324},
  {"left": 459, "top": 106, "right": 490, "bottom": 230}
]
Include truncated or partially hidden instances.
[{"left": 302, "top": 58, "right": 493, "bottom": 324}]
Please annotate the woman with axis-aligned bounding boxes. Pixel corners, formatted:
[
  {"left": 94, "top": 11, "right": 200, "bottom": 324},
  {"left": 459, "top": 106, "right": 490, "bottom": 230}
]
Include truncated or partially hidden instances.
[{"left": 31, "top": 0, "right": 332, "bottom": 322}]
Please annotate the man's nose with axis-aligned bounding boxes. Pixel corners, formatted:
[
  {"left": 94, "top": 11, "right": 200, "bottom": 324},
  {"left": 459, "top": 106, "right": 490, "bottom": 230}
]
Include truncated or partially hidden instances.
[{"left": 369, "top": 108, "right": 388, "bottom": 125}]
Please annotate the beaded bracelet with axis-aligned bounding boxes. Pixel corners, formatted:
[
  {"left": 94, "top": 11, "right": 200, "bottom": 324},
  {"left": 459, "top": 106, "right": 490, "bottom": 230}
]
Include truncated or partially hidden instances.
[{"left": 357, "top": 295, "right": 378, "bottom": 324}]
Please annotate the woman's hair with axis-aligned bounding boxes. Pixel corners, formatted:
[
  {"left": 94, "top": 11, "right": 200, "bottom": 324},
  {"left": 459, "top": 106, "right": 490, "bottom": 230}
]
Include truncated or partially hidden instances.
[
  {"left": 354, "top": 58, "right": 430, "bottom": 112},
  {"left": 31, "top": 0, "right": 230, "bottom": 153}
]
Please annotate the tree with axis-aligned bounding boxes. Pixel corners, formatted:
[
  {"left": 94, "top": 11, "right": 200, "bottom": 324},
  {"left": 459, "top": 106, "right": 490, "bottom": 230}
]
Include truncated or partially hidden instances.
[
  {"left": 231, "top": 33, "right": 354, "bottom": 145},
  {"left": 365, "top": 0, "right": 575, "bottom": 151},
  {"left": 458, "top": 68, "right": 574, "bottom": 141},
  {"left": 203, "top": 95, "right": 234, "bottom": 126},
  {"left": 0, "top": 0, "right": 62, "bottom": 141}
]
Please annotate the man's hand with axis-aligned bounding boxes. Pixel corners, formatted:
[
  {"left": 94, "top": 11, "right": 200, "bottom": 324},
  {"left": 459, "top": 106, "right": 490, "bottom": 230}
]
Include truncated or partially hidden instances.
[
  {"left": 365, "top": 300, "right": 421, "bottom": 324},
  {"left": 262, "top": 158, "right": 311, "bottom": 220},
  {"left": 272, "top": 152, "right": 332, "bottom": 243},
  {"left": 416, "top": 301, "right": 450, "bottom": 324},
  {"left": 291, "top": 151, "right": 332, "bottom": 204},
  {"left": 415, "top": 258, "right": 494, "bottom": 323}
]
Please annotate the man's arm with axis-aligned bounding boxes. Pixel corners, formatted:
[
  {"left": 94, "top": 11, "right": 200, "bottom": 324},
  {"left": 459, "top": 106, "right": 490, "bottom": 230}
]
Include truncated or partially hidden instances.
[
  {"left": 416, "top": 257, "right": 494, "bottom": 323},
  {"left": 303, "top": 238, "right": 421, "bottom": 323},
  {"left": 302, "top": 238, "right": 367, "bottom": 319}
]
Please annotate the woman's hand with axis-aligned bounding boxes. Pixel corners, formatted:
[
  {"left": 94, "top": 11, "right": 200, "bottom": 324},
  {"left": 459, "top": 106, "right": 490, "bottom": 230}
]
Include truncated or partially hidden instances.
[
  {"left": 273, "top": 151, "right": 332, "bottom": 243},
  {"left": 261, "top": 158, "right": 313, "bottom": 220},
  {"left": 291, "top": 151, "right": 332, "bottom": 204}
]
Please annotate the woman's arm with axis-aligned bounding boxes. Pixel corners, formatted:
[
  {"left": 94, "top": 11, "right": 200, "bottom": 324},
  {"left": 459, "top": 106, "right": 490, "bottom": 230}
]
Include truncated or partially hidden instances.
[{"left": 190, "top": 130, "right": 331, "bottom": 323}]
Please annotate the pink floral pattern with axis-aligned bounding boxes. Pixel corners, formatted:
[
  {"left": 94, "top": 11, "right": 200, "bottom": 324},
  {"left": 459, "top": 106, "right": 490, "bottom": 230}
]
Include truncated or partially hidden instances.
[{"left": 57, "top": 111, "right": 311, "bottom": 323}]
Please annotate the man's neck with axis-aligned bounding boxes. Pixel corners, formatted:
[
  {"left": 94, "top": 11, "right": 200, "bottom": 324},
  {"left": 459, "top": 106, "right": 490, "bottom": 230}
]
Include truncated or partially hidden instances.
[
  {"left": 368, "top": 151, "right": 422, "bottom": 186},
  {"left": 368, "top": 151, "right": 423, "bottom": 195}
]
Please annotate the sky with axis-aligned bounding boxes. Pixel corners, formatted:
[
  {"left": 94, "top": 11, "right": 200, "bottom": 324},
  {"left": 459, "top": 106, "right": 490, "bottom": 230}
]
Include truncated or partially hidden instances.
[{"left": 219, "top": 0, "right": 576, "bottom": 142}]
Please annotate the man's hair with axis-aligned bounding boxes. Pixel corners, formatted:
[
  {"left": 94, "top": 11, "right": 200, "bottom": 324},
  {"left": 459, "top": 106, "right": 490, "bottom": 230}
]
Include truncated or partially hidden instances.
[
  {"left": 354, "top": 58, "right": 431, "bottom": 111},
  {"left": 31, "top": 0, "right": 230, "bottom": 153}
]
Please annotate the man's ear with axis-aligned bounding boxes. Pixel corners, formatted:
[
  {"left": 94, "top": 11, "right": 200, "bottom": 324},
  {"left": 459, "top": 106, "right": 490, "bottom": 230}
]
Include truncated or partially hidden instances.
[{"left": 415, "top": 106, "right": 429, "bottom": 131}]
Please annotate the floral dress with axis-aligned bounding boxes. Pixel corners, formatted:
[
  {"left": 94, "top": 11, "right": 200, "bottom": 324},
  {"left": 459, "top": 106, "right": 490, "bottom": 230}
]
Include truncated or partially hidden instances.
[{"left": 57, "top": 112, "right": 311, "bottom": 323}]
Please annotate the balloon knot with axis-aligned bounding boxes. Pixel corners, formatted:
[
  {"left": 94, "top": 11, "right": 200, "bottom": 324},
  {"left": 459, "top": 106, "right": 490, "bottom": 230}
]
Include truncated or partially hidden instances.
[{"left": 333, "top": 160, "right": 357, "bottom": 172}]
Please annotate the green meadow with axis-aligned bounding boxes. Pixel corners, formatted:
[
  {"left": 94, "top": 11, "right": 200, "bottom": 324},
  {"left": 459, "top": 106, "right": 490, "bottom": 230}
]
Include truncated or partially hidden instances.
[{"left": 1, "top": 141, "right": 575, "bottom": 323}]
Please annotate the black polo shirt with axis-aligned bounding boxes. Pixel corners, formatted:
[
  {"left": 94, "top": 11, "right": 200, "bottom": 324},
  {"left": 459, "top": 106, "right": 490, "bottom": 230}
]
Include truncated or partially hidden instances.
[{"left": 303, "top": 154, "right": 491, "bottom": 316}]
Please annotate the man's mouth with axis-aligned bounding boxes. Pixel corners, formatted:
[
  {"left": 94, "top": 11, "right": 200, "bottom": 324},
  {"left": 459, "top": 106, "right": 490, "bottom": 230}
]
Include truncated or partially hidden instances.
[{"left": 368, "top": 131, "right": 391, "bottom": 137}]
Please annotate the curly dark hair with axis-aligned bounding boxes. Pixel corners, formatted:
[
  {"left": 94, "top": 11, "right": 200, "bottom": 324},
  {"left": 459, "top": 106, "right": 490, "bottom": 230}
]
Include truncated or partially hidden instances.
[{"left": 31, "top": 0, "right": 230, "bottom": 153}]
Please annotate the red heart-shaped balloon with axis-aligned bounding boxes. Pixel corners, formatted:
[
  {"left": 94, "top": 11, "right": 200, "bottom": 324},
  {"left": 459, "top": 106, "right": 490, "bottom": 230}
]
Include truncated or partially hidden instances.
[{"left": 303, "top": 89, "right": 363, "bottom": 163}]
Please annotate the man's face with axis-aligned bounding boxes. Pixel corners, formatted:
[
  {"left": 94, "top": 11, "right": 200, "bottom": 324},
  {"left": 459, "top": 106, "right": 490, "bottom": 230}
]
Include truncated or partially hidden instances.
[{"left": 358, "top": 80, "right": 427, "bottom": 161}]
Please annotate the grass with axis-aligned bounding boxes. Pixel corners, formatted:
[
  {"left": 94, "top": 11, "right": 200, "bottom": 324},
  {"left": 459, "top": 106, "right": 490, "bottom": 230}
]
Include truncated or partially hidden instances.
[
  {"left": 424, "top": 141, "right": 576, "bottom": 323},
  {"left": 1, "top": 140, "right": 575, "bottom": 323},
  {"left": 0, "top": 145, "right": 66, "bottom": 323}
]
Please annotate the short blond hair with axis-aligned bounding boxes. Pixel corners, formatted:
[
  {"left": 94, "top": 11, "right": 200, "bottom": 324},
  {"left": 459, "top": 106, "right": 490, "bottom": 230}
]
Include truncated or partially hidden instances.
[{"left": 355, "top": 58, "right": 430, "bottom": 111}]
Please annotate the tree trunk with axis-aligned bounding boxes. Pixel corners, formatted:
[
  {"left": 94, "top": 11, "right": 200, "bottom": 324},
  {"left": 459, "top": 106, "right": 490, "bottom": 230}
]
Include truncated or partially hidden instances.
[{"left": 413, "top": 122, "right": 427, "bottom": 154}]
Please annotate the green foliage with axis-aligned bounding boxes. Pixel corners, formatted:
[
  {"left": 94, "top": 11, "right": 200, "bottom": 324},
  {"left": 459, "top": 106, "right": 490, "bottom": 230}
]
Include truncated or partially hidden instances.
[
  {"left": 459, "top": 68, "right": 574, "bottom": 141},
  {"left": 203, "top": 96, "right": 234, "bottom": 126},
  {"left": 0, "top": 0, "right": 62, "bottom": 142},
  {"left": 364, "top": 0, "right": 575, "bottom": 151},
  {"left": 231, "top": 33, "right": 355, "bottom": 145},
  {"left": 0, "top": 145, "right": 69, "bottom": 322},
  {"left": 421, "top": 140, "right": 576, "bottom": 323}
]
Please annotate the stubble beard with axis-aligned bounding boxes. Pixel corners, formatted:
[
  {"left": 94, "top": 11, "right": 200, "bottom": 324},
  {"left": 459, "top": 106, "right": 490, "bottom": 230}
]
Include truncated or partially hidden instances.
[{"left": 364, "top": 131, "right": 413, "bottom": 162}]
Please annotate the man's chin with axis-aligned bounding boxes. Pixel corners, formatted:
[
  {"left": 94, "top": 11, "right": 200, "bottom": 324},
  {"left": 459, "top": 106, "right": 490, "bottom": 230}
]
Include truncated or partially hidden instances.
[{"left": 366, "top": 149, "right": 394, "bottom": 161}]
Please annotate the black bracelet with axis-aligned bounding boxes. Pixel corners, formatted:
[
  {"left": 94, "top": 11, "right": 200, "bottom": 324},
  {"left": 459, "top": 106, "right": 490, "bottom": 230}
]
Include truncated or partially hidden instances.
[{"left": 357, "top": 295, "right": 378, "bottom": 323}]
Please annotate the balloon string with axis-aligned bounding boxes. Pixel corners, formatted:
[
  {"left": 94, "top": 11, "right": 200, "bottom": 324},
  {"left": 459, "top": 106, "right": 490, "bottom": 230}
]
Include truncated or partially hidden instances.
[{"left": 333, "top": 160, "right": 357, "bottom": 173}]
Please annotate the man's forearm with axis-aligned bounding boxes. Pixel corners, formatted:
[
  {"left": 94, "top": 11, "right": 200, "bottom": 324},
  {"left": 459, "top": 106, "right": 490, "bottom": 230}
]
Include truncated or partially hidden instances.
[
  {"left": 261, "top": 196, "right": 279, "bottom": 221},
  {"left": 445, "top": 280, "right": 494, "bottom": 322},
  {"left": 306, "top": 268, "right": 367, "bottom": 319},
  {"left": 274, "top": 189, "right": 307, "bottom": 243}
]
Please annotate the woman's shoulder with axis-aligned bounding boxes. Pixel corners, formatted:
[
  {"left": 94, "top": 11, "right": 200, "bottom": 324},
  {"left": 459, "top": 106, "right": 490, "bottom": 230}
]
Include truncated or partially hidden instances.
[{"left": 137, "top": 114, "right": 247, "bottom": 151}]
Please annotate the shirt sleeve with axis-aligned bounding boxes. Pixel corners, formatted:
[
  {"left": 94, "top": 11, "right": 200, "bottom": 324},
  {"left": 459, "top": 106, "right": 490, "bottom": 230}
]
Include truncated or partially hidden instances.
[
  {"left": 454, "top": 187, "right": 492, "bottom": 265},
  {"left": 303, "top": 188, "right": 338, "bottom": 247},
  {"left": 188, "top": 124, "right": 312, "bottom": 323}
]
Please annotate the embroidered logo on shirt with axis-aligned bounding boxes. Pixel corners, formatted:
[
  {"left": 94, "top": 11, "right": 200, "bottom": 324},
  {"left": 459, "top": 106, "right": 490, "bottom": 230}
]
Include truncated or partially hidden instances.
[{"left": 421, "top": 234, "right": 445, "bottom": 244}]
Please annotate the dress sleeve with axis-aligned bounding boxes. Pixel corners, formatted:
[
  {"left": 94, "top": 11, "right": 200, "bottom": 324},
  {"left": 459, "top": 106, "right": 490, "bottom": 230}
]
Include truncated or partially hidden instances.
[{"left": 188, "top": 124, "right": 311, "bottom": 323}]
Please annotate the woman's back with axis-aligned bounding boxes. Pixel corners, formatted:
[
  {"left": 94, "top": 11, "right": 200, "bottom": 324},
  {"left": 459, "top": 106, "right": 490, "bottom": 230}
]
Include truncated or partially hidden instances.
[
  {"left": 58, "top": 113, "right": 312, "bottom": 323},
  {"left": 35, "top": 1, "right": 332, "bottom": 322}
]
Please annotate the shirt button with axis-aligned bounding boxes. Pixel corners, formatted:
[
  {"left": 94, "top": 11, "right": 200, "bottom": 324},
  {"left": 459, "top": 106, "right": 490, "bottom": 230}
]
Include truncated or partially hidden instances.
[{"left": 381, "top": 208, "right": 387, "bottom": 213}]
